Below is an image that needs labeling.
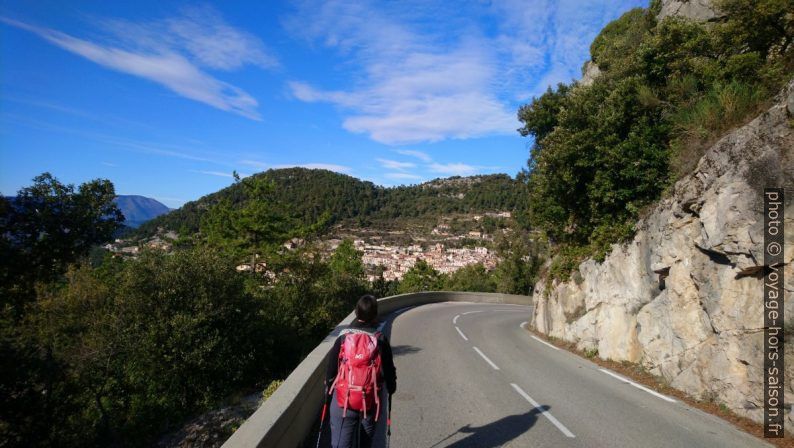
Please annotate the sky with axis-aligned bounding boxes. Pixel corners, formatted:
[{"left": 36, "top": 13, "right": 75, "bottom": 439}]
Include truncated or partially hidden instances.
[{"left": 0, "top": 0, "right": 647, "bottom": 208}]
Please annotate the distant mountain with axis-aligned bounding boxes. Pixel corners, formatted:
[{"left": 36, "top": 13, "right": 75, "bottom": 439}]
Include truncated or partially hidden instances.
[
  {"left": 134, "top": 168, "right": 528, "bottom": 237},
  {"left": 114, "top": 195, "right": 171, "bottom": 228}
]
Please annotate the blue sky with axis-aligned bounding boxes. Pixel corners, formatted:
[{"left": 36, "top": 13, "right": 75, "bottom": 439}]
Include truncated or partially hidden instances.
[{"left": 0, "top": 0, "right": 646, "bottom": 208}]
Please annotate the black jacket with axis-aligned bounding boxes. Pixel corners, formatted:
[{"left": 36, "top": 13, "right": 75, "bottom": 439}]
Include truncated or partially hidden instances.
[{"left": 325, "top": 319, "right": 397, "bottom": 395}]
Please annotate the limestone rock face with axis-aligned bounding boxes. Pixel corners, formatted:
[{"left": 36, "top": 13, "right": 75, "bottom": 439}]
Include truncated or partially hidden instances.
[
  {"left": 657, "top": 0, "right": 724, "bottom": 22},
  {"left": 580, "top": 61, "right": 602, "bottom": 87},
  {"left": 531, "top": 78, "right": 794, "bottom": 427}
]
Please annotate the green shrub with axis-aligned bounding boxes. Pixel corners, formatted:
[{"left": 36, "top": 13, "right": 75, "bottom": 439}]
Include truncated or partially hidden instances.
[
  {"left": 261, "top": 379, "right": 284, "bottom": 403},
  {"left": 670, "top": 81, "right": 767, "bottom": 176},
  {"left": 519, "top": 0, "right": 794, "bottom": 281}
]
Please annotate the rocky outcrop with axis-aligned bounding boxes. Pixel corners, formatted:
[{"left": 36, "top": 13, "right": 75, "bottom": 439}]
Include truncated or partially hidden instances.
[
  {"left": 579, "top": 61, "right": 602, "bottom": 87},
  {"left": 157, "top": 394, "right": 259, "bottom": 448},
  {"left": 657, "top": 0, "right": 724, "bottom": 22},
  {"left": 578, "top": 0, "right": 720, "bottom": 88},
  {"left": 531, "top": 78, "right": 794, "bottom": 427}
]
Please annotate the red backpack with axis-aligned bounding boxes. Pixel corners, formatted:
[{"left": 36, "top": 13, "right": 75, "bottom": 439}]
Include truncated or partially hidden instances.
[{"left": 330, "top": 329, "right": 383, "bottom": 421}]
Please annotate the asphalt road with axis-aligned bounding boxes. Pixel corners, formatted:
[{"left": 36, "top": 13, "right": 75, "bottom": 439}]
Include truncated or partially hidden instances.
[{"left": 381, "top": 302, "right": 770, "bottom": 448}]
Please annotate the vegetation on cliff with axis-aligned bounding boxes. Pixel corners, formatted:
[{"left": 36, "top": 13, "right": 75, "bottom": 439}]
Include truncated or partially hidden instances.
[{"left": 518, "top": 0, "right": 793, "bottom": 277}]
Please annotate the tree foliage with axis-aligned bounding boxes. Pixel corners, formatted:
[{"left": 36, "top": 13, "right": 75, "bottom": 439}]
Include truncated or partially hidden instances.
[
  {"left": 518, "top": 0, "right": 794, "bottom": 274},
  {"left": 1, "top": 173, "right": 123, "bottom": 309},
  {"left": 396, "top": 260, "right": 446, "bottom": 294},
  {"left": 0, "top": 174, "right": 377, "bottom": 447}
]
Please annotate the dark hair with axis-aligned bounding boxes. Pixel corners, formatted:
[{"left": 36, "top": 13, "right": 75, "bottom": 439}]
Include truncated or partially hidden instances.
[{"left": 355, "top": 294, "right": 378, "bottom": 323}]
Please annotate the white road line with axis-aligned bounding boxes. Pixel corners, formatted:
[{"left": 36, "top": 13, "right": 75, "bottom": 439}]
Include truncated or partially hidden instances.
[
  {"left": 453, "top": 314, "right": 460, "bottom": 325},
  {"left": 461, "top": 310, "right": 484, "bottom": 315},
  {"left": 520, "top": 321, "right": 528, "bottom": 329},
  {"left": 598, "top": 368, "right": 676, "bottom": 403},
  {"left": 455, "top": 326, "right": 469, "bottom": 341},
  {"left": 510, "top": 383, "right": 576, "bottom": 438},
  {"left": 531, "top": 335, "right": 561, "bottom": 351},
  {"left": 472, "top": 346, "right": 500, "bottom": 370}
]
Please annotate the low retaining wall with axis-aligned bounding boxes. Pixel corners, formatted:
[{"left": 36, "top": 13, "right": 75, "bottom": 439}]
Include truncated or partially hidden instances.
[{"left": 222, "top": 291, "right": 532, "bottom": 448}]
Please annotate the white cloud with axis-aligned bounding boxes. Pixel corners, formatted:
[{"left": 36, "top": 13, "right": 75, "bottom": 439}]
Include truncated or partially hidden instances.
[
  {"left": 285, "top": 1, "right": 517, "bottom": 144},
  {"left": 384, "top": 172, "right": 421, "bottom": 180},
  {"left": 101, "top": 161, "right": 118, "bottom": 167},
  {"left": 193, "top": 170, "right": 237, "bottom": 178},
  {"left": 491, "top": 0, "right": 641, "bottom": 98},
  {"left": 429, "top": 162, "right": 477, "bottom": 176},
  {"left": 376, "top": 158, "right": 415, "bottom": 170},
  {"left": 285, "top": 0, "right": 639, "bottom": 142},
  {"left": 1, "top": 8, "right": 273, "bottom": 120},
  {"left": 395, "top": 149, "right": 432, "bottom": 162},
  {"left": 162, "top": 5, "right": 278, "bottom": 71}
]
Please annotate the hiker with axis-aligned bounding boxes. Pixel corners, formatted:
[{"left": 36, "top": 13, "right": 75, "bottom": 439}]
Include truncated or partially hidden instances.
[{"left": 325, "top": 294, "right": 397, "bottom": 448}]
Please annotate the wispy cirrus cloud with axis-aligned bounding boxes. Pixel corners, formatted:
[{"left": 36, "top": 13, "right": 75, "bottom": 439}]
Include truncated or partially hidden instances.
[
  {"left": 1, "top": 6, "right": 275, "bottom": 120},
  {"left": 429, "top": 162, "right": 477, "bottom": 176},
  {"left": 376, "top": 158, "right": 415, "bottom": 170},
  {"left": 394, "top": 149, "right": 432, "bottom": 162},
  {"left": 192, "top": 170, "right": 239, "bottom": 178},
  {"left": 284, "top": 1, "right": 516, "bottom": 144},
  {"left": 285, "top": 0, "right": 641, "bottom": 143}
]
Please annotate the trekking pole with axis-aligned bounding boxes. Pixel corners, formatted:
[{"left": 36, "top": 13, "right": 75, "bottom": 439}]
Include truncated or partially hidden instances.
[
  {"left": 316, "top": 387, "right": 329, "bottom": 448},
  {"left": 386, "top": 393, "right": 392, "bottom": 448}
]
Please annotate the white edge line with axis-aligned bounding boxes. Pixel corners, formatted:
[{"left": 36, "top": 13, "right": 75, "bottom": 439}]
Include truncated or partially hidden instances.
[
  {"left": 599, "top": 368, "right": 676, "bottom": 403},
  {"left": 520, "top": 321, "right": 528, "bottom": 329},
  {"left": 472, "top": 346, "right": 500, "bottom": 370},
  {"left": 393, "top": 306, "right": 414, "bottom": 316},
  {"left": 510, "top": 383, "right": 575, "bottom": 438},
  {"left": 378, "top": 306, "right": 415, "bottom": 331},
  {"left": 531, "top": 335, "right": 561, "bottom": 351},
  {"left": 453, "top": 314, "right": 460, "bottom": 325},
  {"left": 455, "top": 326, "right": 469, "bottom": 341},
  {"left": 461, "top": 310, "right": 484, "bottom": 315}
]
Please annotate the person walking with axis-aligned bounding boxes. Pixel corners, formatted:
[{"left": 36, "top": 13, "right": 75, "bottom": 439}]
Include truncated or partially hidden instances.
[{"left": 325, "top": 294, "right": 397, "bottom": 448}]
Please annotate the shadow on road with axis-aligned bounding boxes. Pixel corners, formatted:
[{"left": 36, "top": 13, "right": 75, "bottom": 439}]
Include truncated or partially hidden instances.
[
  {"left": 391, "top": 344, "right": 422, "bottom": 356},
  {"left": 428, "top": 406, "right": 549, "bottom": 448}
]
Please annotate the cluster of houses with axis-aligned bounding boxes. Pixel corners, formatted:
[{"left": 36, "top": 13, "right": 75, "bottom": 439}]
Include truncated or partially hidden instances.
[
  {"left": 106, "top": 212, "right": 513, "bottom": 283},
  {"left": 351, "top": 240, "right": 498, "bottom": 282},
  {"left": 103, "top": 230, "right": 178, "bottom": 257}
]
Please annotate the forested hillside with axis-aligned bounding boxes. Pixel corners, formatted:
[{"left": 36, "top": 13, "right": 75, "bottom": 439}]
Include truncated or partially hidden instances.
[{"left": 133, "top": 169, "right": 527, "bottom": 238}]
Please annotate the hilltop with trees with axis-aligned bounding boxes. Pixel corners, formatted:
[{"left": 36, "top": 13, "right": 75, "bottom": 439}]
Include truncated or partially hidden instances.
[{"left": 132, "top": 168, "right": 529, "bottom": 239}]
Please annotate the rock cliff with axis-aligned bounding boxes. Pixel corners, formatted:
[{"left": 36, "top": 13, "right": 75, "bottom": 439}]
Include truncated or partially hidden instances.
[
  {"left": 657, "top": 0, "right": 724, "bottom": 22},
  {"left": 531, "top": 78, "right": 794, "bottom": 427}
]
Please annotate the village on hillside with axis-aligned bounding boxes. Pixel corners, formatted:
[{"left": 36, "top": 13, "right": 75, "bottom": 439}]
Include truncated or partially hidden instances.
[{"left": 105, "top": 212, "right": 513, "bottom": 281}]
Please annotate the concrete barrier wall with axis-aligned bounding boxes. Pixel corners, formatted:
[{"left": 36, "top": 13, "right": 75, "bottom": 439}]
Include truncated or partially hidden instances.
[{"left": 222, "top": 291, "right": 532, "bottom": 448}]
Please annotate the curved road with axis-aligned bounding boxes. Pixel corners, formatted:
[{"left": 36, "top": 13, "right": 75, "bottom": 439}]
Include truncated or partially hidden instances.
[{"left": 381, "top": 302, "right": 769, "bottom": 448}]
